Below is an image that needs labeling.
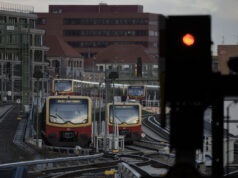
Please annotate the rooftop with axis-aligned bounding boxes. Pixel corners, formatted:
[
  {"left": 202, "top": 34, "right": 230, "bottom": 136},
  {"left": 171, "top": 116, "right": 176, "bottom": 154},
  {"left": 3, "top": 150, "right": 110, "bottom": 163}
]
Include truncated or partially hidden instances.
[
  {"left": 44, "top": 35, "right": 82, "bottom": 58},
  {"left": 48, "top": 4, "right": 143, "bottom": 14},
  {"left": 85, "top": 44, "right": 156, "bottom": 67}
]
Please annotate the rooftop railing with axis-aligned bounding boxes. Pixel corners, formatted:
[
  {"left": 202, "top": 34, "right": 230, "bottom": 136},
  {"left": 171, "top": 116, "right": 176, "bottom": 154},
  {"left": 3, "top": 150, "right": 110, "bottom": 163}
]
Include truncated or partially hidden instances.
[{"left": 0, "top": 2, "right": 34, "bottom": 14}]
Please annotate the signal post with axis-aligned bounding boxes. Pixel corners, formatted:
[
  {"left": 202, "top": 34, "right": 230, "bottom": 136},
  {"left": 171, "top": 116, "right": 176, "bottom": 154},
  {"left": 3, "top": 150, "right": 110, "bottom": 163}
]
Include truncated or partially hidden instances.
[{"left": 159, "top": 15, "right": 214, "bottom": 177}]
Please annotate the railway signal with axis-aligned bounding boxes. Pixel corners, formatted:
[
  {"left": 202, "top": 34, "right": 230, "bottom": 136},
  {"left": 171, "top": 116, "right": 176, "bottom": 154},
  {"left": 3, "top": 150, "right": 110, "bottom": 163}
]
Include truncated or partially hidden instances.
[
  {"left": 137, "top": 57, "right": 142, "bottom": 77},
  {"left": 182, "top": 33, "right": 195, "bottom": 46},
  {"left": 164, "top": 15, "right": 212, "bottom": 102},
  {"left": 159, "top": 15, "right": 213, "bottom": 175}
]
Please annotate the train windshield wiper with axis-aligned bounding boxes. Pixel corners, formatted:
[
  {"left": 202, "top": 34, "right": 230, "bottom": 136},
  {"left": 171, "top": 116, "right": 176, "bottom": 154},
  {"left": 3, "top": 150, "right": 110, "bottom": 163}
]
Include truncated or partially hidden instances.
[{"left": 55, "top": 113, "right": 65, "bottom": 122}]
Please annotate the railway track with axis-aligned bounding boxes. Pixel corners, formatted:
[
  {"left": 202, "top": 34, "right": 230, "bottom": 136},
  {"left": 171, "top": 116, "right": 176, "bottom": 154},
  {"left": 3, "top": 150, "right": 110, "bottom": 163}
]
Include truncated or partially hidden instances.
[
  {"left": 118, "top": 154, "right": 170, "bottom": 177},
  {"left": 30, "top": 159, "right": 120, "bottom": 178},
  {"left": 142, "top": 115, "right": 170, "bottom": 141},
  {"left": 0, "top": 107, "right": 174, "bottom": 177}
]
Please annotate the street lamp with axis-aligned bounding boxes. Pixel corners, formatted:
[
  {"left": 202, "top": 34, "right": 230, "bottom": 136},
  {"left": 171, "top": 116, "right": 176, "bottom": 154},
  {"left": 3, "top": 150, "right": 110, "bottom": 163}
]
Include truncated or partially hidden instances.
[{"left": 109, "top": 71, "right": 119, "bottom": 150}]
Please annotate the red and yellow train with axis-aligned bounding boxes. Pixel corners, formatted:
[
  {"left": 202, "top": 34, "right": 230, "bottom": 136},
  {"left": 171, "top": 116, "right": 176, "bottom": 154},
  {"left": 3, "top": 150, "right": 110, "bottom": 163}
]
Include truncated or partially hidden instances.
[
  {"left": 41, "top": 96, "right": 92, "bottom": 147},
  {"left": 107, "top": 103, "right": 142, "bottom": 142},
  {"left": 52, "top": 79, "right": 80, "bottom": 96},
  {"left": 52, "top": 78, "right": 159, "bottom": 102}
]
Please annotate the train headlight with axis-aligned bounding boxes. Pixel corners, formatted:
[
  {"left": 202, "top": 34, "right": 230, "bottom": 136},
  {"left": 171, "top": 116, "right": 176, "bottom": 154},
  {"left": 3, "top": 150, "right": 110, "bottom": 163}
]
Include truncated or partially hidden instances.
[{"left": 141, "top": 133, "right": 146, "bottom": 138}]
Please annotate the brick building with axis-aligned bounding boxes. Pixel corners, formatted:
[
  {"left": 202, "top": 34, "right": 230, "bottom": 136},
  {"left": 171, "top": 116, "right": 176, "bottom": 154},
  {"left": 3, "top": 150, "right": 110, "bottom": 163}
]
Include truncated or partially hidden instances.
[
  {"left": 36, "top": 4, "right": 160, "bottom": 61},
  {"left": 217, "top": 45, "right": 238, "bottom": 75},
  {"left": 84, "top": 44, "right": 158, "bottom": 83},
  {"left": 44, "top": 35, "right": 84, "bottom": 80}
]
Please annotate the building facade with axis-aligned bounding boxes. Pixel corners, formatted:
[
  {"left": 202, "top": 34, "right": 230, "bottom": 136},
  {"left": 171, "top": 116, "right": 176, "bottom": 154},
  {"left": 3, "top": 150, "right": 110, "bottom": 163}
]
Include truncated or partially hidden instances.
[
  {"left": 84, "top": 44, "right": 158, "bottom": 84},
  {"left": 44, "top": 35, "right": 84, "bottom": 81},
  {"left": 36, "top": 4, "right": 159, "bottom": 61},
  {"left": 217, "top": 45, "right": 238, "bottom": 75},
  {"left": 0, "top": 3, "right": 49, "bottom": 105}
]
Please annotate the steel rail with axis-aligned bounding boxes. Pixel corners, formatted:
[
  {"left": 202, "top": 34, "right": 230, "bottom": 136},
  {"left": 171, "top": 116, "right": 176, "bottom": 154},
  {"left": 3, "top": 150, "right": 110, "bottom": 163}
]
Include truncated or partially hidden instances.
[
  {"left": 119, "top": 162, "right": 142, "bottom": 178},
  {"left": 0, "top": 153, "right": 104, "bottom": 168},
  {"left": 51, "top": 164, "right": 118, "bottom": 178},
  {"left": 152, "top": 117, "right": 170, "bottom": 132},
  {"left": 143, "top": 116, "right": 169, "bottom": 140},
  {"left": 138, "top": 140, "right": 169, "bottom": 146},
  {"left": 148, "top": 116, "right": 170, "bottom": 134},
  {"left": 31, "top": 160, "right": 120, "bottom": 178},
  {"left": 0, "top": 105, "right": 14, "bottom": 120}
]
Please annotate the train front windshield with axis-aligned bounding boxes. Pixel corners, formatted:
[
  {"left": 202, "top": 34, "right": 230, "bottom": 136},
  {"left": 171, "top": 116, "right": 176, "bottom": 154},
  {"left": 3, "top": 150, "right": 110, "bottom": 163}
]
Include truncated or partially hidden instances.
[
  {"left": 49, "top": 99, "right": 88, "bottom": 124},
  {"left": 54, "top": 80, "right": 72, "bottom": 92},
  {"left": 128, "top": 86, "right": 144, "bottom": 97},
  {"left": 109, "top": 105, "right": 139, "bottom": 124}
]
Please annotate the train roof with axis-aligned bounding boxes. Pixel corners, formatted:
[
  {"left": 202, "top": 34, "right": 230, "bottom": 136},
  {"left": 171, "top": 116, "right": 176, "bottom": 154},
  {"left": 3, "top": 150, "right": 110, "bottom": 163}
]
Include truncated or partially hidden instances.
[{"left": 53, "top": 78, "right": 159, "bottom": 89}]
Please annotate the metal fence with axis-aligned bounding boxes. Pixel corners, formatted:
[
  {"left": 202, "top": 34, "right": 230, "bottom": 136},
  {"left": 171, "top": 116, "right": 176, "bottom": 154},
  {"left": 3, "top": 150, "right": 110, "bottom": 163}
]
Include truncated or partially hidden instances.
[{"left": 0, "top": 2, "right": 34, "bottom": 13}]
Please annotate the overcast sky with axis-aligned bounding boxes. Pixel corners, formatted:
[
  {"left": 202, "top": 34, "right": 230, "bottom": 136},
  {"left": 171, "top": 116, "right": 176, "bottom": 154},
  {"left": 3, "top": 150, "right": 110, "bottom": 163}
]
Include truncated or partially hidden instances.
[{"left": 2, "top": 0, "right": 238, "bottom": 55}]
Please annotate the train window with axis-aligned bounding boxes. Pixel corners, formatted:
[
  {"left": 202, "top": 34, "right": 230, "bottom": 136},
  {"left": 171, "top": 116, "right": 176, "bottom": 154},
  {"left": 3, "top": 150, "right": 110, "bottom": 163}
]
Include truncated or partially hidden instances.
[
  {"left": 109, "top": 105, "right": 139, "bottom": 124},
  {"left": 54, "top": 80, "right": 72, "bottom": 92},
  {"left": 49, "top": 98, "right": 88, "bottom": 124}
]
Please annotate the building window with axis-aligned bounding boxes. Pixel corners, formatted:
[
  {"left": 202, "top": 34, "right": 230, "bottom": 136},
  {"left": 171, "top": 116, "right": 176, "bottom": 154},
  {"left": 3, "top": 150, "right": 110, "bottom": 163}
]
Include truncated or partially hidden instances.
[
  {"left": 34, "top": 81, "right": 42, "bottom": 92},
  {"left": 34, "top": 65, "right": 42, "bottom": 72},
  {"left": 35, "top": 35, "right": 42, "bottom": 46},
  {"left": 13, "top": 80, "right": 22, "bottom": 92},
  {"left": 0, "top": 16, "right": 6, "bottom": 23},
  {"left": 63, "top": 30, "right": 147, "bottom": 37},
  {"left": 79, "top": 61, "right": 82, "bottom": 67},
  {"left": 12, "top": 53, "right": 19, "bottom": 61},
  {"left": 5, "top": 52, "right": 13, "bottom": 60},
  {"left": 67, "top": 41, "right": 148, "bottom": 48},
  {"left": 63, "top": 18, "right": 149, "bottom": 25},
  {"left": 7, "top": 34, "right": 17, "bottom": 44},
  {"left": 19, "top": 18, "right": 27, "bottom": 28},
  {"left": 9, "top": 17, "right": 17, "bottom": 24},
  {"left": 14, "top": 64, "right": 21, "bottom": 76},
  {"left": 14, "top": 80, "right": 21, "bottom": 92},
  {"left": 34, "top": 50, "right": 42, "bottom": 62},
  {"left": 22, "top": 34, "right": 29, "bottom": 44},
  {"left": 29, "top": 19, "right": 35, "bottom": 28},
  {"left": 0, "top": 51, "right": 3, "bottom": 59},
  {"left": 37, "top": 18, "right": 46, "bottom": 25}
]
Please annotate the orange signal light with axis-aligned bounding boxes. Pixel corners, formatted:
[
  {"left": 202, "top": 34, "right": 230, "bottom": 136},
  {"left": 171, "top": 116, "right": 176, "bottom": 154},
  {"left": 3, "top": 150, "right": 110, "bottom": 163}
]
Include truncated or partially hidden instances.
[{"left": 182, "top": 33, "right": 195, "bottom": 46}]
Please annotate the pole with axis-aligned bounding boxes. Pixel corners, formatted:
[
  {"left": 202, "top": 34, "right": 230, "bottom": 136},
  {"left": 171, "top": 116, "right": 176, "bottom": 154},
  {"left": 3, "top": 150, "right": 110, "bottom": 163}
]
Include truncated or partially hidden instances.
[
  {"left": 99, "top": 83, "right": 102, "bottom": 134},
  {"left": 93, "top": 98, "right": 96, "bottom": 148},
  {"left": 104, "top": 70, "right": 109, "bottom": 151},
  {"left": 36, "top": 79, "right": 39, "bottom": 147},
  {"left": 212, "top": 96, "right": 224, "bottom": 177},
  {"left": 226, "top": 106, "right": 230, "bottom": 175},
  {"left": 93, "top": 60, "right": 95, "bottom": 82},
  {"left": 112, "top": 79, "right": 115, "bottom": 150}
]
